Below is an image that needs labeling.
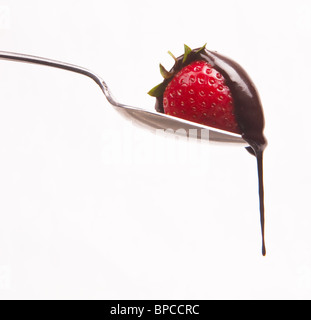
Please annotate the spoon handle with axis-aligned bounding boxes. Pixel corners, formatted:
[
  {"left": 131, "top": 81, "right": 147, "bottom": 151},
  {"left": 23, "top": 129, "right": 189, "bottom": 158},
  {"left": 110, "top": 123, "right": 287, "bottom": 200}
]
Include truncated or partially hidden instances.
[{"left": 0, "top": 50, "right": 118, "bottom": 106}]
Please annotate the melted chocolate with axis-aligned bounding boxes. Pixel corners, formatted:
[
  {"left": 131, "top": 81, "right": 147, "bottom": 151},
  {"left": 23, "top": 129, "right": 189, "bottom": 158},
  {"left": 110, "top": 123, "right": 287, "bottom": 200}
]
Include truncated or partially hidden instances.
[{"left": 155, "top": 48, "right": 267, "bottom": 255}]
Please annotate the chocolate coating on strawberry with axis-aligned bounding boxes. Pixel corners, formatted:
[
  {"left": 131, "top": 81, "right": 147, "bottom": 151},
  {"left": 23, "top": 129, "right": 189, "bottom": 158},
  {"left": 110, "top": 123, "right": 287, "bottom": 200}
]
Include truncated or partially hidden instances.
[{"left": 199, "top": 50, "right": 267, "bottom": 153}]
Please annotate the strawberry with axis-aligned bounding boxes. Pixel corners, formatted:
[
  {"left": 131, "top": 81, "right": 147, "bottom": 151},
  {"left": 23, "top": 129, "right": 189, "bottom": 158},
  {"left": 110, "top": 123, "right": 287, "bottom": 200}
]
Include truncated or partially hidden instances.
[{"left": 148, "top": 44, "right": 241, "bottom": 134}]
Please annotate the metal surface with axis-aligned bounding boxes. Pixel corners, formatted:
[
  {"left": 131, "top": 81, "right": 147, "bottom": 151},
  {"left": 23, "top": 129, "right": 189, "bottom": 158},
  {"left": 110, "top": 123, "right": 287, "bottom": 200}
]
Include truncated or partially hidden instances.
[{"left": 0, "top": 51, "right": 247, "bottom": 144}]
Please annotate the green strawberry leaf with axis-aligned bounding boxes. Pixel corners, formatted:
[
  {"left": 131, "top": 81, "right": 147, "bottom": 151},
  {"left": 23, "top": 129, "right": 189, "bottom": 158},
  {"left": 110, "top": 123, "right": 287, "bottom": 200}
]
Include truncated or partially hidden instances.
[
  {"left": 147, "top": 82, "right": 166, "bottom": 97},
  {"left": 167, "top": 51, "right": 177, "bottom": 62},
  {"left": 182, "top": 44, "right": 192, "bottom": 63},
  {"left": 196, "top": 43, "right": 207, "bottom": 54},
  {"left": 159, "top": 64, "right": 174, "bottom": 80}
]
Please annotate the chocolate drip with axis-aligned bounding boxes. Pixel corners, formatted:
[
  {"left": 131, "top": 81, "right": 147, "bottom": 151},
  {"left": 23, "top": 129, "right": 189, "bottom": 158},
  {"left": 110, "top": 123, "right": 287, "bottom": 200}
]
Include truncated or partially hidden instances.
[
  {"left": 155, "top": 48, "right": 267, "bottom": 255},
  {"left": 256, "top": 151, "right": 266, "bottom": 256},
  {"left": 199, "top": 50, "right": 267, "bottom": 256}
]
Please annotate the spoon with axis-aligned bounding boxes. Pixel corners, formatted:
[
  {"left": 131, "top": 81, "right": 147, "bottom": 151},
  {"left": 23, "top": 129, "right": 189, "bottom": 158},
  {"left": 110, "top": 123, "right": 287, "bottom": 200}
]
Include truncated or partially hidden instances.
[{"left": 0, "top": 51, "right": 247, "bottom": 144}]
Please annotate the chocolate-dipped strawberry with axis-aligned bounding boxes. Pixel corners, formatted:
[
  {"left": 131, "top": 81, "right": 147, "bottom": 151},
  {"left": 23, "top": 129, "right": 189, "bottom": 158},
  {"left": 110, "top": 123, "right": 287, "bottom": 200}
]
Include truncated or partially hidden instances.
[{"left": 148, "top": 44, "right": 268, "bottom": 255}]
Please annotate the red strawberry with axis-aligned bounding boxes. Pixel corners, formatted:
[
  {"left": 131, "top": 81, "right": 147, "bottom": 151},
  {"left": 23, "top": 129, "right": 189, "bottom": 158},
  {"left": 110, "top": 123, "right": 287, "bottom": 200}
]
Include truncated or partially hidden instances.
[
  {"left": 163, "top": 60, "right": 239, "bottom": 133},
  {"left": 148, "top": 44, "right": 241, "bottom": 134}
]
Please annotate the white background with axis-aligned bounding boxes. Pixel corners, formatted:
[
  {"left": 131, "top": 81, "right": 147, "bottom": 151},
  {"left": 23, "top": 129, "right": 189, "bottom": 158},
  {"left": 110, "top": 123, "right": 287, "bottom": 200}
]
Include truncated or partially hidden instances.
[{"left": 0, "top": 0, "right": 310, "bottom": 300}]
